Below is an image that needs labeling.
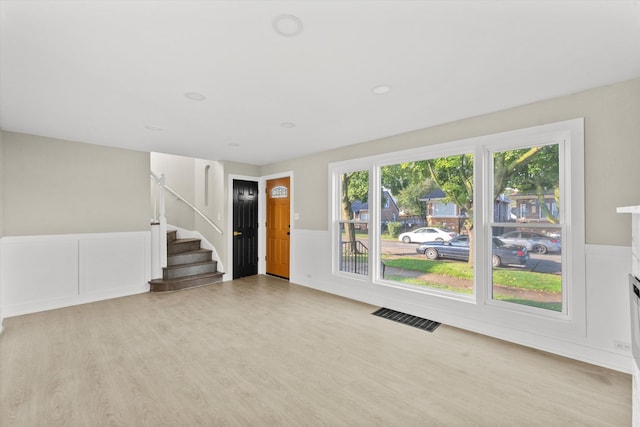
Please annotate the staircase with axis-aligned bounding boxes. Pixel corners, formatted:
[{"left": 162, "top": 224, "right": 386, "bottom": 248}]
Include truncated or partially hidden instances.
[{"left": 149, "top": 230, "right": 224, "bottom": 292}]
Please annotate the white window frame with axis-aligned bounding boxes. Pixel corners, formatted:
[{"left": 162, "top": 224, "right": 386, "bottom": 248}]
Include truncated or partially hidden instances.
[
  {"left": 486, "top": 139, "right": 567, "bottom": 318},
  {"left": 330, "top": 162, "right": 372, "bottom": 279},
  {"left": 329, "top": 119, "right": 584, "bottom": 332}
]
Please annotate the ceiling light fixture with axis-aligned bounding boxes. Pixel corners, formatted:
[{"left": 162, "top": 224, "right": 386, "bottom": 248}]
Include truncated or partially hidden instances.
[
  {"left": 273, "top": 14, "right": 304, "bottom": 37},
  {"left": 280, "top": 122, "right": 296, "bottom": 128},
  {"left": 184, "top": 92, "right": 206, "bottom": 101},
  {"left": 144, "top": 125, "right": 163, "bottom": 131},
  {"left": 228, "top": 142, "right": 240, "bottom": 147},
  {"left": 372, "top": 84, "right": 391, "bottom": 94}
]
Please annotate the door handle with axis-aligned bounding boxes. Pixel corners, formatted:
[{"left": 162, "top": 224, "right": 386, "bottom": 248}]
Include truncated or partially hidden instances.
[{"left": 233, "top": 231, "right": 242, "bottom": 236}]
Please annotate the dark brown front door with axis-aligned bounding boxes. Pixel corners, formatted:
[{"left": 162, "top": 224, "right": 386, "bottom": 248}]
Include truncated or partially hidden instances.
[
  {"left": 232, "top": 179, "right": 258, "bottom": 279},
  {"left": 266, "top": 177, "right": 290, "bottom": 279}
]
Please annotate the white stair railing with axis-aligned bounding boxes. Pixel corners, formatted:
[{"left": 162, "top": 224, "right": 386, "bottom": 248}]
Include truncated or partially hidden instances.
[
  {"left": 150, "top": 171, "right": 223, "bottom": 280},
  {"left": 162, "top": 185, "right": 223, "bottom": 235}
]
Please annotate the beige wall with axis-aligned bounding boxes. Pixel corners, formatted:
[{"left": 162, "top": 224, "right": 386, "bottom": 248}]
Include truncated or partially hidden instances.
[
  {"left": 194, "top": 159, "right": 225, "bottom": 267},
  {"left": 1, "top": 130, "right": 4, "bottom": 325},
  {"left": 261, "top": 78, "right": 640, "bottom": 246},
  {"left": 3, "top": 132, "right": 150, "bottom": 236},
  {"left": 3, "top": 78, "right": 638, "bottom": 243},
  {"left": 150, "top": 153, "right": 197, "bottom": 230},
  {"left": 223, "top": 161, "right": 261, "bottom": 179},
  {"left": 0, "top": 129, "right": 4, "bottom": 237}
]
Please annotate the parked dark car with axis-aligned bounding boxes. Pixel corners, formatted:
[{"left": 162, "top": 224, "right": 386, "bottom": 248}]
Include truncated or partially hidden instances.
[
  {"left": 416, "top": 236, "right": 529, "bottom": 267},
  {"left": 496, "top": 231, "right": 561, "bottom": 254}
]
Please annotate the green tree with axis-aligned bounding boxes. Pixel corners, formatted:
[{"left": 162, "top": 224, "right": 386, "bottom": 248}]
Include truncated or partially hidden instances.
[
  {"left": 425, "top": 155, "right": 474, "bottom": 226},
  {"left": 424, "top": 154, "right": 475, "bottom": 262},
  {"left": 381, "top": 163, "right": 416, "bottom": 195},
  {"left": 341, "top": 171, "right": 369, "bottom": 253},
  {"left": 396, "top": 179, "right": 437, "bottom": 218},
  {"left": 420, "top": 145, "right": 559, "bottom": 264},
  {"left": 381, "top": 162, "right": 435, "bottom": 218},
  {"left": 494, "top": 145, "right": 559, "bottom": 223}
]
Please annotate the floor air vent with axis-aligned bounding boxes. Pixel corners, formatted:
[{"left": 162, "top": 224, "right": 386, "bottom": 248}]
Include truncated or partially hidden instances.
[{"left": 372, "top": 308, "right": 441, "bottom": 333}]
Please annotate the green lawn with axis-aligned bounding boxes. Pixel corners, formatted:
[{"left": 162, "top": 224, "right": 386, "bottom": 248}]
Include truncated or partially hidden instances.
[
  {"left": 384, "top": 274, "right": 562, "bottom": 309},
  {"left": 385, "top": 275, "right": 474, "bottom": 294},
  {"left": 381, "top": 256, "right": 561, "bottom": 293},
  {"left": 383, "top": 261, "right": 562, "bottom": 312},
  {"left": 343, "top": 231, "right": 397, "bottom": 241}
]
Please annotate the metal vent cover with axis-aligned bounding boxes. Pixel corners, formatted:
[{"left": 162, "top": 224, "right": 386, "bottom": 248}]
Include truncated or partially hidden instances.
[{"left": 372, "top": 308, "right": 441, "bottom": 333}]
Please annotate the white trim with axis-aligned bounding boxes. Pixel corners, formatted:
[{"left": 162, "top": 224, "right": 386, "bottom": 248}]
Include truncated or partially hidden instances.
[
  {"left": 328, "top": 119, "right": 586, "bottom": 341},
  {"left": 1, "top": 231, "right": 151, "bottom": 317},
  {"left": 0, "top": 236, "right": 3, "bottom": 334},
  {"left": 618, "top": 205, "right": 640, "bottom": 215}
]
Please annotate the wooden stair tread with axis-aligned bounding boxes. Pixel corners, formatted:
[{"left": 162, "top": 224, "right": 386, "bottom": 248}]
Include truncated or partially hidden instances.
[
  {"left": 169, "top": 238, "right": 201, "bottom": 244},
  {"left": 149, "top": 271, "right": 224, "bottom": 292},
  {"left": 168, "top": 248, "right": 211, "bottom": 255},
  {"left": 149, "top": 271, "right": 223, "bottom": 284},
  {"left": 150, "top": 231, "right": 223, "bottom": 292},
  {"left": 163, "top": 260, "right": 216, "bottom": 271}
]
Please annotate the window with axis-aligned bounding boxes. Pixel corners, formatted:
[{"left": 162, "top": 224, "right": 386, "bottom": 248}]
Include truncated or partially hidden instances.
[
  {"left": 331, "top": 119, "right": 583, "bottom": 324},
  {"left": 204, "top": 165, "right": 210, "bottom": 206},
  {"left": 519, "top": 203, "right": 528, "bottom": 217},
  {"left": 379, "top": 153, "right": 474, "bottom": 295},
  {"left": 547, "top": 202, "right": 559, "bottom": 219},
  {"left": 336, "top": 169, "right": 370, "bottom": 276},
  {"left": 433, "top": 202, "right": 456, "bottom": 217},
  {"left": 491, "top": 143, "right": 563, "bottom": 312}
]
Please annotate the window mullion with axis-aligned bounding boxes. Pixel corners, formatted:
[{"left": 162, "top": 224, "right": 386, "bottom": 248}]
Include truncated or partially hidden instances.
[
  {"left": 474, "top": 144, "right": 488, "bottom": 305},
  {"left": 370, "top": 164, "right": 381, "bottom": 280}
]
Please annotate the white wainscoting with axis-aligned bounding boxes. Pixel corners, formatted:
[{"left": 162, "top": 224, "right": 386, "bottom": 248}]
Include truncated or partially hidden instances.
[
  {"left": 290, "top": 229, "right": 633, "bottom": 373},
  {"left": 1, "top": 232, "right": 150, "bottom": 317}
]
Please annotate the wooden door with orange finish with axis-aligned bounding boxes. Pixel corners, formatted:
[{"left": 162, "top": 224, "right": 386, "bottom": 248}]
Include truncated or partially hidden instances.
[{"left": 266, "top": 177, "right": 290, "bottom": 279}]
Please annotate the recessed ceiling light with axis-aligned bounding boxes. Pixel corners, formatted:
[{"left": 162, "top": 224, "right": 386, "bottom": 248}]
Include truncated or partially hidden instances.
[
  {"left": 273, "top": 14, "right": 304, "bottom": 37},
  {"left": 144, "top": 125, "right": 163, "bottom": 131},
  {"left": 280, "top": 122, "right": 296, "bottom": 128},
  {"left": 372, "top": 85, "right": 391, "bottom": 94},
  {"left": 228, "top": 142, "right": 240, "bottom": 147},
  {"left": 184, "top": 92, "right": 206, "bottom": 101}
]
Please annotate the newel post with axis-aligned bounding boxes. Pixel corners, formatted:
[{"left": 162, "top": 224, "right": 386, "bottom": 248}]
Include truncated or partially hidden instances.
[
  {"left": 151, "top": 173, "right": 168, "bottom": 280},
  {"left": 159, "top": 173, "right": 167, "bottom": 269}
]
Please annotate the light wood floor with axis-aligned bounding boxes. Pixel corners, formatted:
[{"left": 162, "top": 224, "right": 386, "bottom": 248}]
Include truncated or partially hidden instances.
[{"left": 0, "top": 275, "right": 631, "bottom": 426}]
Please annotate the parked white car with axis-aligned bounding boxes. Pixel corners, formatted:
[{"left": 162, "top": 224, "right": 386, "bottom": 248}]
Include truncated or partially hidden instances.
[
  {"left": 398, "top": 227, "right": 455, "bottom": 243},
  {"left": 497, "top": 231, "right": 561, "bottom": 254}
]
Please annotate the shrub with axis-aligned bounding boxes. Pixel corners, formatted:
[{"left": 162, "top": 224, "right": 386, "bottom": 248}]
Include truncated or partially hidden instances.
[{"left": 387, "top": 222, "right": 403, "bottom": 237}]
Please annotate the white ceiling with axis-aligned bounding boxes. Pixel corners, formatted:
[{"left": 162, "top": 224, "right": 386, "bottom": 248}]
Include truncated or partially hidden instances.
[{"left": 1, "top": 1, "right": 639, "bottom": 166}]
